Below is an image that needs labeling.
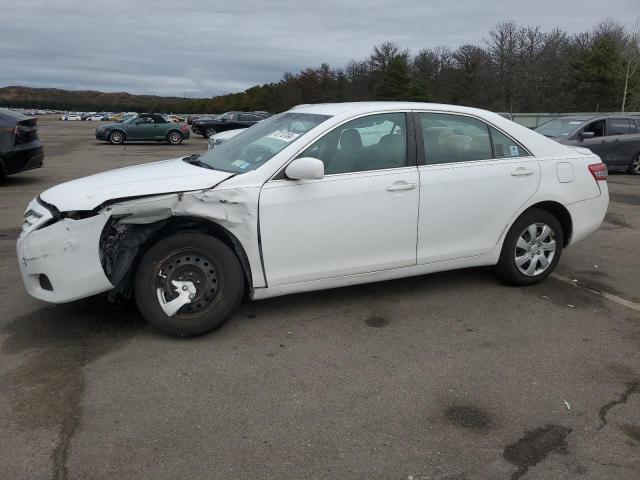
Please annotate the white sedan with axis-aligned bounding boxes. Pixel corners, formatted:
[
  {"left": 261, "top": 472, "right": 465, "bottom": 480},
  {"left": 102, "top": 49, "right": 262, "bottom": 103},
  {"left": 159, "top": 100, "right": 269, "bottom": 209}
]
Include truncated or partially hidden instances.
[
  {"left": 208, "top": 128, "right": 245, "bottom": 149},
  {"left": 18, "top": 102, "right": 608, "bottom": 337},
  {"left": 60, "top": 113, "right": 82, "bottom": 121}
]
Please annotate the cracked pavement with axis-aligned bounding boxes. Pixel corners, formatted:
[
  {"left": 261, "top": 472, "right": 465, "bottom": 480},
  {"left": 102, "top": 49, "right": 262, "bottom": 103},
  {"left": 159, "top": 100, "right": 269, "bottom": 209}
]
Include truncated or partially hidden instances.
[{"left": 1, "top": 118, "right": 639, "bottom": 479}]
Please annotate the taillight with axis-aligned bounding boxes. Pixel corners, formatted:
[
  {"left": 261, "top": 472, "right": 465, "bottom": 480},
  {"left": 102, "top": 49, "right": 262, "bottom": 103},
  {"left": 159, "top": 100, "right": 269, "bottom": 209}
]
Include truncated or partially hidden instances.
[{"left": 588, "top": 163, "right": 607, "bottom": 181}]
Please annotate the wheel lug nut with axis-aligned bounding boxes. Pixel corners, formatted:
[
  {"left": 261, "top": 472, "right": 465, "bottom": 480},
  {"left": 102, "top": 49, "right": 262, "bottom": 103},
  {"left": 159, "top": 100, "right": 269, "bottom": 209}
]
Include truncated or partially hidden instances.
[{"left": 182, "top": 285, "right": 188, "bottom": 291}]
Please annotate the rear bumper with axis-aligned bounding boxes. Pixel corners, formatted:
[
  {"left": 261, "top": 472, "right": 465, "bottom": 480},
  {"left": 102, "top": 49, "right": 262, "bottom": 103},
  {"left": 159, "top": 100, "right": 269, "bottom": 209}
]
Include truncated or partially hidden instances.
[
  {"left": 17, "top": 199, "right": 113, "bottom": 303},
  {"left": 566, "top": 183, "right": 609, "bottom": 246},
  {"left": 1, "top": 146, "right": 44, "bottom": 175}
]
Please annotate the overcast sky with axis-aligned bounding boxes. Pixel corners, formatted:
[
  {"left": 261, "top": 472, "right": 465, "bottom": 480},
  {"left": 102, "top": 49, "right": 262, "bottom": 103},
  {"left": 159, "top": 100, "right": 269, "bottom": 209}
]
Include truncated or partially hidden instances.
[{"left": 2, "top": 0, "right": 638, "bottom": 98}]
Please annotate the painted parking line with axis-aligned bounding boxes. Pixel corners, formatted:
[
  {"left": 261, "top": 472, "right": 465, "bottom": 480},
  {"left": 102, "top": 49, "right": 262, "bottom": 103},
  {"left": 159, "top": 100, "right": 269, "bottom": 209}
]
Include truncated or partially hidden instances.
[{"left": 551, "top": 273, "right": 640, "bottom": 312}]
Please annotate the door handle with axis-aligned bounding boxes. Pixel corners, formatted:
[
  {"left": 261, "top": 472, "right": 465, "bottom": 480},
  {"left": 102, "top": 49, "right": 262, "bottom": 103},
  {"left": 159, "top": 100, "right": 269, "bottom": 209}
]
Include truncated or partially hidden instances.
[
  {"left": 386, "top": 183, "right": 416, "bottom": 191},
  {"left": 511, "top": 168, "right": 535, "bottom": 177}
]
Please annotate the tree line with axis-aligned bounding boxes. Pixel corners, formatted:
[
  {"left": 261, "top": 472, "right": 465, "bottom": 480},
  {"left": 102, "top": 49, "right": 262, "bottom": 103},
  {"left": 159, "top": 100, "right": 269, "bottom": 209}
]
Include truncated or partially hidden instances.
[
  {"left": 174, "top": 18, "right": 640, "bottom": 115},
  {"left": 4, "top": 18, "right": 639, "bottom": 114}
]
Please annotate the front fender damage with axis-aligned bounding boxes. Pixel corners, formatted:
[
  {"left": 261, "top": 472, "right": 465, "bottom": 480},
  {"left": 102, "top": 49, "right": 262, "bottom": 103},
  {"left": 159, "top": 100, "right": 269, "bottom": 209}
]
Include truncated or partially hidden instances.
[{"left": 99, "top": 187, "right": 262, "bottom": 299}]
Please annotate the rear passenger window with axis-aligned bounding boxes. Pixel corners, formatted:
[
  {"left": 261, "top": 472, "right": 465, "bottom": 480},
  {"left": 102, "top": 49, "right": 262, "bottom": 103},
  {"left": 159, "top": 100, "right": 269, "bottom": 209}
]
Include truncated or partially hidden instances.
[
  {"left": 608, "top": 119, "right": 631, "bottom": 136},
  {"left": 490, "top": 127, "right": 526, "bottom": 158},
  {"left": 418, "top": 113, "right": 492, "bottom": 164}
]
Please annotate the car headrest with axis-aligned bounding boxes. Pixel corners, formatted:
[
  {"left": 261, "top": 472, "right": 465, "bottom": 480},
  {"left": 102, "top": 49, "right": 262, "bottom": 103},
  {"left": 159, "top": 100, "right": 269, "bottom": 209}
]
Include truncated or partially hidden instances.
[
  {"left": 340, "top": 128, "right": 363, "bottom": 151},
  {"left": 442, "top": 135, "right": 471, "bottom": 151},
  {"left": 423, "top": 127, "right": 454, "bottom": 144}
]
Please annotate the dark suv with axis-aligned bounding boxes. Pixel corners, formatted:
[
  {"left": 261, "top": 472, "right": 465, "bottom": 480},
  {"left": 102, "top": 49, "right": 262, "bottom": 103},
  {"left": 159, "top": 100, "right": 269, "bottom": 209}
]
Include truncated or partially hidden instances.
[
  {"left": 191, "top": 111, "right": 272, "bottom": 138},
  {"left": 536, "top": 115, "right": 640, "bottom": 175},
  {"left": 0, "top": 108, "right": 44, "bottom": 178}
]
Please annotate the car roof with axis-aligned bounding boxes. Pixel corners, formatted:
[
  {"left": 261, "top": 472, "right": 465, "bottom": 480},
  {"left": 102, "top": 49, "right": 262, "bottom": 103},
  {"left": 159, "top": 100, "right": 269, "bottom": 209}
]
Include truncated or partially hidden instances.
[{"left": 289, "top": 101, "right": 516, "bottom": 118}]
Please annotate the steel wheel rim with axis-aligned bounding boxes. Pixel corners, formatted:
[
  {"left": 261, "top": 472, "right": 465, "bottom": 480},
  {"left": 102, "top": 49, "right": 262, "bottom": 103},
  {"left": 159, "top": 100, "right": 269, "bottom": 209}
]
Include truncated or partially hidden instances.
[
  {"left": 633, "top": 157, "right": 640, "bottom": 174},
  {"left": 514, "top": 222, "right": 557, "bottom": 276},
  {"left": 170, "top": 133, "right": 180, "bottom": 143},
  {"left": 111, "top": 132, "right": 122, "bottom": 143},
  {"left": 155, "top": 249, "right": 220, "bottom": 317}
]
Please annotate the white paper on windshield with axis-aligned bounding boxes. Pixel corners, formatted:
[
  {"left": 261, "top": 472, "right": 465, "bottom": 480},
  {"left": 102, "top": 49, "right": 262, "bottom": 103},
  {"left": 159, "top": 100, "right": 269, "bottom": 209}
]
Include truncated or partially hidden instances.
[
  {"left": 267, "top": 130, "right": 300, "bottom": 142},
  {"left": 569, "top": 121, "right": 582, "bottom": 125}
]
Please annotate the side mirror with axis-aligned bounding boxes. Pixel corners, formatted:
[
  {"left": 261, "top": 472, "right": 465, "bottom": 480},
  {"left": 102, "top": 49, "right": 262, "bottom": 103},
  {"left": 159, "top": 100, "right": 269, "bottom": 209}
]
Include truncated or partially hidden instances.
[
  {"left": 579, "top": 131, "right": 595, "bottom": 140},
  {"left": 285, "top": 157, "right": 324, "bottom": 180}
]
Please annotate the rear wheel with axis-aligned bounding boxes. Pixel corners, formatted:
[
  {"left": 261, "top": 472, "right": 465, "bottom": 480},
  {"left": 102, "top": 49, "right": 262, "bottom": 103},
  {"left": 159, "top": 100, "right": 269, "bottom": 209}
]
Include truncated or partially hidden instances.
[
  {"left": 628, "top": 153, "right": 640, "bottom": 175},
  {"left": 495, "top": 209, "right": 563, "bottom": 286},
  {"left": 167, "top": 131, "right": 183, "bottom": 145},
  {"left": 108, "top": 130, "right": 125, "bottom": 145},
  {"left": 134, "top": 233, "right": 244, "bottom": 337}
]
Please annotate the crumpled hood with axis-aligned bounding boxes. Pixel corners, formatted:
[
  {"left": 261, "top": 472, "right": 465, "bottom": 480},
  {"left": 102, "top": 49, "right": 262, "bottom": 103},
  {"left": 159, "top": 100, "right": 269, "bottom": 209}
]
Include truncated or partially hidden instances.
[{"left": 40, "top": 158, "right": 234, "bottom": 211}]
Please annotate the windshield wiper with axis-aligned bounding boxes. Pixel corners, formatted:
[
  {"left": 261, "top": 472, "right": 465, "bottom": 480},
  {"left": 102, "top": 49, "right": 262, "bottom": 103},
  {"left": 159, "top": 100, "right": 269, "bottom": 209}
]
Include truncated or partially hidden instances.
[{"left": 182, "top": 154, "right": 214, "bottom": 170}]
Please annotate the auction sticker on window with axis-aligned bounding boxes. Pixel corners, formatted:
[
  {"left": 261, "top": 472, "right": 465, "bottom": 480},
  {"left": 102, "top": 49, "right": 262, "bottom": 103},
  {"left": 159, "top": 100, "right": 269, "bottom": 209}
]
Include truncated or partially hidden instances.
[{"left": 267, "top": 130, "right": 300, "bottom": 142}]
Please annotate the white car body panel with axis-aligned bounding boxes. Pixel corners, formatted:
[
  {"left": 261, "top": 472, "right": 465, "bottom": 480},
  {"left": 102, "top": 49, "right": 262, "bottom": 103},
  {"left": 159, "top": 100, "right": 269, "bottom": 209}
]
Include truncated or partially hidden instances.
[
  {"left": 17, "top": 102, "right": 609, "bottom": 305},
  {"left": 260, "top": 166, "right": 420, "bottom": 285},
  {"left": 40, "top": 158, "right": 234, "bottom": 211},
  {"left": 416, "top": 157, "right": 541, "bottom": 264}
]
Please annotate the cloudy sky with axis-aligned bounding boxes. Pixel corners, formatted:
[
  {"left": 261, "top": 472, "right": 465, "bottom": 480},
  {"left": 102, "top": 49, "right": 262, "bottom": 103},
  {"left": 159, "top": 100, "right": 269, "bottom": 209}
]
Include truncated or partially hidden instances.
[{"left": 2, "top": 0, "right": 638, "bottom": 98}]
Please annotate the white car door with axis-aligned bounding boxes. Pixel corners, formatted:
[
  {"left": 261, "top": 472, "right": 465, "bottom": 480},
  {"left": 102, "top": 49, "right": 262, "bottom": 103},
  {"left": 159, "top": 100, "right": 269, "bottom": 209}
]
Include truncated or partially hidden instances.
[
  {"left": 259, "top": 112, "right": 420, "bottom": 286},
  {"left": 415, "top": 112, "right": 540, "bottom": 264}
]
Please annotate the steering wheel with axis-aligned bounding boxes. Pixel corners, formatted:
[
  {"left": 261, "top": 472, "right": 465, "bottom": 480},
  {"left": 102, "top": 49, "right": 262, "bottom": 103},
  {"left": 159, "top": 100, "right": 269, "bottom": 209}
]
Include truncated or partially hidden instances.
[{"left": 240, "top": 145, "right": 273, "bottom": 163}]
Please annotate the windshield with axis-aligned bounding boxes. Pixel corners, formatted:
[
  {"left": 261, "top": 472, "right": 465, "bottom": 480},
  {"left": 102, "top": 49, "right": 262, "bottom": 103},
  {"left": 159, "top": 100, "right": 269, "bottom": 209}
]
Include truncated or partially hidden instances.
[
  {"left": 195, "top": 112, "right": 331, "bottom": 173},
  {"left": 535, "top": 118, "right": 585, "bottom": 138}
]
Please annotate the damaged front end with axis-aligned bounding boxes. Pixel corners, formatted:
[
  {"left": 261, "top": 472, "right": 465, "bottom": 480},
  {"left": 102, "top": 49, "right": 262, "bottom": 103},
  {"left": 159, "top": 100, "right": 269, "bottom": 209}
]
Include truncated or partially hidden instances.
[
  {"left": 19, "top": 185, "right": 263, "bottom": 305},
  {"left": 97, "top": 188, "right": 263, "bottom": 302},
  {"left": 99, "top": 218, "right": 167, "bottom": 300}
]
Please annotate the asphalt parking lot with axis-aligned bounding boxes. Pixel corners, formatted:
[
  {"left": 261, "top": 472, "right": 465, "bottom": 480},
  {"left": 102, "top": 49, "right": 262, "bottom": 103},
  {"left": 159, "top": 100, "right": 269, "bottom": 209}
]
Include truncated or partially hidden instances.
[{"left": 1, "top": 117, "right": 639, "bottom": 480}]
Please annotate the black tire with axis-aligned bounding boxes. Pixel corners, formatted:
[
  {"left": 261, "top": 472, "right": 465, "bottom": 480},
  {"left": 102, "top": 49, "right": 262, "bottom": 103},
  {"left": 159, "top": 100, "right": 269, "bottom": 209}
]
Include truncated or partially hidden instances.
[
  {"left": 627, "top": 153, "right": 640, "bottom": 175},
  {"left": 134, "top": 233, "right": 245, "bottom": 337},
  {"left": 167, "top": 130, "right": 183, "bottom": 145},
  {"left": 204, "top": 127, "right": 217, "bottom": 138},
  {"left": 108, "top": 130, "right": 125, "bottom": 145},
  {"left": 495, "top": 208, "right": 563, "bottom": 286}
]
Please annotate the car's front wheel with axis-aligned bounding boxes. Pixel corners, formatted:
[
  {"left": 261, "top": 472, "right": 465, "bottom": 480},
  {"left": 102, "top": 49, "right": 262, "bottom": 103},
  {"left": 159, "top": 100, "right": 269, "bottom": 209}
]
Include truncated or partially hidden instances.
[
  {"left": 628, "top": 153, "right": 640, "bottom": 175},
  {"left": 495, "top": 209, "right": 563, "bottom": 286},
  {"left": 134, "top": 233, "right": 245, "bottom": 337},
  {"left": 167, "top": 131, "right": 183, "bottom": 145},
  {"left": 108, "top": 131, "right": 125, "bottom": 145},
  {"left": 204, "top": 127, "right": 217, "bottom": 138}
]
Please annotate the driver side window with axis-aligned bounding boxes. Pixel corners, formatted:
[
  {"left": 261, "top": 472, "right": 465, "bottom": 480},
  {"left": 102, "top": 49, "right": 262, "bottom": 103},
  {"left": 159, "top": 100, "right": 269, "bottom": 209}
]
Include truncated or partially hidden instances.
[
  {"left": 582, "top": 120, "right": 605, "bottom": 137},
  {"left": 299, "top": 113, "right": 407, "bottom": 174}
]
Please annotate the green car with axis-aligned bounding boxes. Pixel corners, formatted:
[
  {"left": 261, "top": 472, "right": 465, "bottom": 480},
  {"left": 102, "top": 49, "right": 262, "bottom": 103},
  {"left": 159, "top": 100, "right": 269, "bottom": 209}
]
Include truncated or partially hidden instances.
[{"left": 95, "top": 113, "right": 190, "bottom": 145}]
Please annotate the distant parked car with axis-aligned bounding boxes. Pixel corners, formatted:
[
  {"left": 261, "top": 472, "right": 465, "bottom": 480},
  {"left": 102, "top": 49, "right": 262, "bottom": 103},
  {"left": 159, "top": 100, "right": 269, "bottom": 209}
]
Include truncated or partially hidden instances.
[
  {"left": 86, "top": 114, "right": 107, "bottom": 121},
  {"left": 191, "top": 111, "right": 271, "bottom": 138},
  {"left": 0, "top": 108, "right": 44, "bottom": 177},
  {"left": 536, "top": 115, "right": 640, "bottom": 175},
  {"left": 95, "top": 113, "right": 190, "bottom": 145},
  {"left": 207, "top": 128, "right": 245, "bottom": 150},
  {"left": 60, "top": 113, "right": 82, "bottom": 121}
]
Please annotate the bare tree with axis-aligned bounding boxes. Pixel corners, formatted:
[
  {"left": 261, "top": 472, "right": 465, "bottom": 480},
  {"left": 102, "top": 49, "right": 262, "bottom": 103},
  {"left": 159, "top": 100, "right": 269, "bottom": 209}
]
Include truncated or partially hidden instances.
[{"left": 621, "top": 20, "right": 640, "bottom": 111}]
